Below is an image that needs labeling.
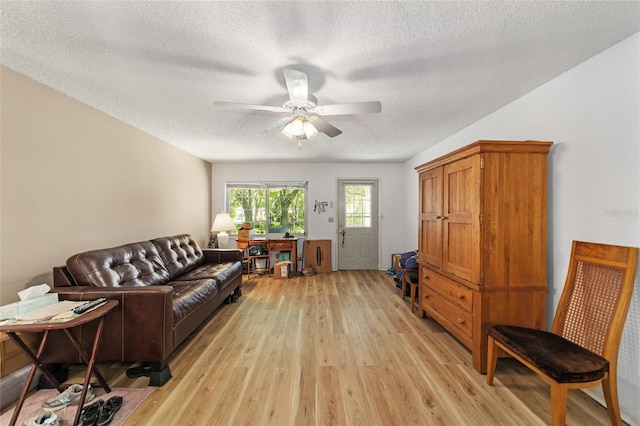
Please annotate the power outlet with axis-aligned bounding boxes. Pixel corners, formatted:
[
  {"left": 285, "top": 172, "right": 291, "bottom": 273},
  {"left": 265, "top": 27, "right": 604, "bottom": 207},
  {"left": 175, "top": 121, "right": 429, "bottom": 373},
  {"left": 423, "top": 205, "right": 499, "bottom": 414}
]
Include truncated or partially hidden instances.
[{"left": 328, "top": 217, "right": 334, "bottom": 223}]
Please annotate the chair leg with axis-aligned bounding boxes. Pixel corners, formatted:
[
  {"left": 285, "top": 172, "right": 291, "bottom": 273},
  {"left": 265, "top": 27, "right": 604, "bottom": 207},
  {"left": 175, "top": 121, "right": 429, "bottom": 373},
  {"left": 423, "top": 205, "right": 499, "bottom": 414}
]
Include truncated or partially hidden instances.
[
  {"left": 602, "top": 374, "right": 623, "bottom": 426},
  {"left": 409, "top": 284, "right": 417, "bottom": 313},
  {"left": 550, "top": 383, "right": 568, "bottom": 426},
  {"left": 486, "top": 335, "right": 498, "bottom": 385},
  {"left": 401, "top": 277, "right": 407, "bottom": 300}
]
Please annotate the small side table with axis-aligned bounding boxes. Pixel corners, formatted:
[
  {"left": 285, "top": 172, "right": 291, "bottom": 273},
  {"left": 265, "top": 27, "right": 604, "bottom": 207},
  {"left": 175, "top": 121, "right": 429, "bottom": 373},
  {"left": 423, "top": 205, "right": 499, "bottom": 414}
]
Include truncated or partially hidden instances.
[{"left": 0, "top": 300, "right": 118, "bottom": 426}]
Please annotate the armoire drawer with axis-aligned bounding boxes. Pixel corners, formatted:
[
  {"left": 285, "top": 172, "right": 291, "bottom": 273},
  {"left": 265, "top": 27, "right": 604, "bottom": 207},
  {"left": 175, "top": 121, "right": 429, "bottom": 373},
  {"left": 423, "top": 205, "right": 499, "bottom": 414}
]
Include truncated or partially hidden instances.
[
  {"left": 422, "top": 269, "right": 473, "bottom": 313},
  {"left": 421, "top": 287, "right": 473, "bottom": 339}
]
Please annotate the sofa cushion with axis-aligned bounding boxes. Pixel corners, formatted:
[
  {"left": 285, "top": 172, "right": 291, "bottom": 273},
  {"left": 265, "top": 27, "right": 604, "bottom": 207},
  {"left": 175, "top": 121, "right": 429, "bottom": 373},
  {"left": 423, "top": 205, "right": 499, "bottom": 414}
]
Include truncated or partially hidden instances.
[
  {"left": 152, "top": 235, "right": 203, "bottom": 278},
  {"left": 170, "top": 279, "right": 219, "bottom": 324},
  {"left": 178, "top": 262, "right": 242, "bottom": 289},
  {"left": 66, "top": 241, "right": 170, "bottom": 287}
]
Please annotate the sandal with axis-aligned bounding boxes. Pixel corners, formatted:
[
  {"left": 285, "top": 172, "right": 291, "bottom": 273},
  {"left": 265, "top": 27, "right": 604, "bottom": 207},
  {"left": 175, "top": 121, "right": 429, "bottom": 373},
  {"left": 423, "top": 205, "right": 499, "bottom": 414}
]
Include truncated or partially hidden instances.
[
  {"left": 80, "top": 399, "right": 103, "bottom": 426},
  {"left": 96, "top": 396, "right": 123, "bottom": 426}
]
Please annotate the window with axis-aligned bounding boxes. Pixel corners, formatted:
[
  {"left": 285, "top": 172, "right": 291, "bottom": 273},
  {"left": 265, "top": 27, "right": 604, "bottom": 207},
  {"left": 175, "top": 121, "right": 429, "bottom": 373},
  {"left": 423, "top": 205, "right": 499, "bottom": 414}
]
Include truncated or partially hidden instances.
[
  {"left": 344, "top": 183, "right": 373, "bottom": 227},
  {"left": 226, "top": 182, "right": 307, "bottom": 235}
]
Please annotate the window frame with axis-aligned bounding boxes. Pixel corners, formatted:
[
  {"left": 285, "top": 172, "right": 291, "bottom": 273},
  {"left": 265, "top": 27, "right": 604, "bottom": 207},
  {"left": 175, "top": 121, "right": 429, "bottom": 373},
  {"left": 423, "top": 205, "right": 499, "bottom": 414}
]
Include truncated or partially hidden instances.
[{"left": 225, "top": 181, "right": 308, "bottom": 236}]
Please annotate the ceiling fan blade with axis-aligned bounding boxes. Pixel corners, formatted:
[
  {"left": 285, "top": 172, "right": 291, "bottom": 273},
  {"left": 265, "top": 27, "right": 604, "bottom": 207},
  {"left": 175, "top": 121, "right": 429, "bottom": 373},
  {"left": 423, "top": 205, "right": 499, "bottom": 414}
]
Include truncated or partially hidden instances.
[
  {"left": 310, "top": 101, "right": 382, "bottom": 116},
  {"left": 214, "top": 101, "right": 287, "bottom": 113},
  {"left": 311, "top": 117, "right": 342, "bottom": 138},
  {"left": 283, "top": 69, "right": 309, "bottom": 106}
]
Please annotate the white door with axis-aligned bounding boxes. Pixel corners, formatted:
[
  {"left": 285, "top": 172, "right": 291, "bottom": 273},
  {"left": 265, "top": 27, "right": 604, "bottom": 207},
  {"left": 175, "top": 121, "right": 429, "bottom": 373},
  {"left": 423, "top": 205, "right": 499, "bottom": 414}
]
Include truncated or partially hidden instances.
[{"left": 337, "top": 180, "right": 379, "bottom": 270}]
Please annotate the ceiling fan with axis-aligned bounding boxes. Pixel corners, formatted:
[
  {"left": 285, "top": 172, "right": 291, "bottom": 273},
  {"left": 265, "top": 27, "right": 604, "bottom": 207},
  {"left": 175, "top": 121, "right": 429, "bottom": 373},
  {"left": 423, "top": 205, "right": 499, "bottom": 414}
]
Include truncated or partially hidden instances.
[{"left": 214, "top": 69, "right": 381, "bottom": 144}]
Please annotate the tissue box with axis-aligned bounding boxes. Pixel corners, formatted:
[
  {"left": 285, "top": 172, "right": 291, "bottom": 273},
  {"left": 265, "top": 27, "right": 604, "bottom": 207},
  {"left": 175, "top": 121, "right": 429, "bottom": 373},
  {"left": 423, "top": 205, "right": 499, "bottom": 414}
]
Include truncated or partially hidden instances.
[{"left": 0, "top": 293, "right": 59, "bottom": 320}]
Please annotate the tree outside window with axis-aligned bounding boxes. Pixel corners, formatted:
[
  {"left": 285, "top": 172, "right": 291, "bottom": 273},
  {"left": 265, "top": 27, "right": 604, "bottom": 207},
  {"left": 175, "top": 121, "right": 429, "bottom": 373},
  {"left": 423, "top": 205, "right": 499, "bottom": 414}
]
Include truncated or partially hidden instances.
[{"left": 227, "top": 182, "right": 307, "bottom": 235}]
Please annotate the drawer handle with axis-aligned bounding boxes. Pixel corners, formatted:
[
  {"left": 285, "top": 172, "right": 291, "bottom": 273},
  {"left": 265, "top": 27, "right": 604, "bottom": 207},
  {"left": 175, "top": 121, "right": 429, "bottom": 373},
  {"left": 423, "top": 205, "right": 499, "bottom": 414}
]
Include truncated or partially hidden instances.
[
  {"left": 424, "top": 275, "right": 430, "bottom": 280},
  {"left": 457, "top": 294, "right": 465, "bottom": 300},
  {"left": 457, "top": 318, "right": 465, "bottom": 324}
]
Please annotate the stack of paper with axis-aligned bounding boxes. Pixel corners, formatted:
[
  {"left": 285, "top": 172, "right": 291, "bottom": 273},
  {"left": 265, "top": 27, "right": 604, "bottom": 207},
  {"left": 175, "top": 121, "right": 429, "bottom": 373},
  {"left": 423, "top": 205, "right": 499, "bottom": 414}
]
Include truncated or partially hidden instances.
[{"left": 15, "top": 301, "right": 86, "bottom": 321}]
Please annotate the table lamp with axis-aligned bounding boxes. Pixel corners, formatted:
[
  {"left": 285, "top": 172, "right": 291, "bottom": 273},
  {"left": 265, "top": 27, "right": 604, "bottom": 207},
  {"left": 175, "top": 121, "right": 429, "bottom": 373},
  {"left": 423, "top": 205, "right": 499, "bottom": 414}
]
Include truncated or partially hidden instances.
[{"left": 211, "top": 213, "right": 235, "bottom": 248}]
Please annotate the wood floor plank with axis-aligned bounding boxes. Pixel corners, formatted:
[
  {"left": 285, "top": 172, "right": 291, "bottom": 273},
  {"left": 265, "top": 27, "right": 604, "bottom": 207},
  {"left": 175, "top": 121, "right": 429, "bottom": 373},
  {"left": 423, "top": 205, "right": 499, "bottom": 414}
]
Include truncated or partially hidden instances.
[
  {"left": 338, "top": 364, "right": 381, "bottom": 426},
  {"left": 361, "top": 365, "right": 405, "bottom": 425},
  {"left": 35, "top": 271, "right": 618, "bottom": 425},
  {"left": 317, "top": 365, "right": 347, "bottom": 425}
]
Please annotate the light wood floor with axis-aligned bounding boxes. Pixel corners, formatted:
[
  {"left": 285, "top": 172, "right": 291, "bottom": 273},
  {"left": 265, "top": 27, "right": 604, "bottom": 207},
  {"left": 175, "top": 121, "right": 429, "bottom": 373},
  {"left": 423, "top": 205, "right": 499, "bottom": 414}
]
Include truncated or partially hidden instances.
[{"left": 68, "top": 271, "right": 614, "bottom": 425}]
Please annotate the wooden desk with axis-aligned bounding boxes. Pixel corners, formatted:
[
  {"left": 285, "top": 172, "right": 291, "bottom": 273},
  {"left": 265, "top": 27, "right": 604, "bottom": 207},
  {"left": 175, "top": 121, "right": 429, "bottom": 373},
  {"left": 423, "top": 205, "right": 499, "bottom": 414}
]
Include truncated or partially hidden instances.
[
  {"left": 237, "top": 238, "right": 299, "bottom": 273},
  {"left": 0, "top": 300, "right": 118, "bottom": 426},
  {"left": 269, "top": 238, "right": 298, "bottom": 273}
]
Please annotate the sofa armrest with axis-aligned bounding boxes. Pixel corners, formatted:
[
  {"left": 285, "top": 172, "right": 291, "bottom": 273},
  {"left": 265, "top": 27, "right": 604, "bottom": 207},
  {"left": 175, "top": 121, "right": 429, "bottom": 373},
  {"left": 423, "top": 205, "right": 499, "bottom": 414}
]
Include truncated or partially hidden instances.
[
  {"left": 48, "top": 286, "right": 174, "bottom": 363},
  {"left": 53, "top": 265, "right": 76, "bottom": 287},
  {"left": 202, "top": 248, "right": 243, "bottom": 263}
]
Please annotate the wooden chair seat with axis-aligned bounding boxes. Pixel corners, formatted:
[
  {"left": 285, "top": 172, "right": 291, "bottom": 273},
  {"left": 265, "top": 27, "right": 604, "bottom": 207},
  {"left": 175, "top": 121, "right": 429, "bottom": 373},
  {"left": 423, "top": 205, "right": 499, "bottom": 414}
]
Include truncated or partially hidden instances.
[{"left": 487, "top": 325, "right": 608, "bottom": 383}]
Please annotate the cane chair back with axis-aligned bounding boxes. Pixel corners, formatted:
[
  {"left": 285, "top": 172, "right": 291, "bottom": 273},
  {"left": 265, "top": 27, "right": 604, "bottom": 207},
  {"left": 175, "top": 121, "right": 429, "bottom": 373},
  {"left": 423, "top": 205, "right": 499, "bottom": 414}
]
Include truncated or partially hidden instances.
[{"left": 553, "top": 243, "right": 636, "bottom": 365}]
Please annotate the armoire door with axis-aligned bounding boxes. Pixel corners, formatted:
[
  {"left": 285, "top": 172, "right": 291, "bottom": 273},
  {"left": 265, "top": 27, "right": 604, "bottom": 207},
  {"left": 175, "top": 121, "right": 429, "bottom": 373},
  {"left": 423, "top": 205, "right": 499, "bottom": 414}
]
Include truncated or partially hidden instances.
[
  {"left": 419, "top": 167, "right": 443, "bottom": 269},
  {"left": 442, "top": 155, "right": 481, "bottom": 283}
]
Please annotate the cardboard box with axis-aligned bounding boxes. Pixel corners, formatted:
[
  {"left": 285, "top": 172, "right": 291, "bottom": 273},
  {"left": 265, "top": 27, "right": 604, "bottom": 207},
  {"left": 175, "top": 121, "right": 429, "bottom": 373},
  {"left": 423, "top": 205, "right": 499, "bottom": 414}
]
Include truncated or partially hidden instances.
[
  {"left": 0, "top": 333, "right": 37, "bottom": 377},
  {"left": 274, "top": 261, "right": 291, "bottom": 279},
  {"left": 304, "top": 240, "right": 331, "bottom": 273},
  {"left": 237, "top": 229, "right": 252, "bottom": 241},
  {"left": 392, "top": 253, "right": 402, "bottom": 275}
]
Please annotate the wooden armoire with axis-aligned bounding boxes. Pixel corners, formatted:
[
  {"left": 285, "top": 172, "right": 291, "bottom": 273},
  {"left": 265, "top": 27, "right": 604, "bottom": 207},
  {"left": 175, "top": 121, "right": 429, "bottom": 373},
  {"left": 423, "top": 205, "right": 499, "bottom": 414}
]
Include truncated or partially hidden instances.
[{"left": 416, "top": 140, "right": 552, "bottom": 373}]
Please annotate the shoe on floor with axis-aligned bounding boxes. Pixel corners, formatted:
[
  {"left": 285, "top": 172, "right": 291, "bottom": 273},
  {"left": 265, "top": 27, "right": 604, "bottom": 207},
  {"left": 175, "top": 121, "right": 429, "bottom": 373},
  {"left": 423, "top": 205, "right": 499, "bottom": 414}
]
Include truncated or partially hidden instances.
[
  {"left": 126, "top": 363, "right": 151, "bottom": 378},
  {"left": 42, "top": 384, "right": 95, "bottom": 411},
  {"left": 21, "top": 410, "right": 58, "bottom": 425},
  {"left": 96, "top": 396, "right": 123, "bottom": 426},
  {"left": 80, "top": 399, "right": 104, "bottom": 426}
]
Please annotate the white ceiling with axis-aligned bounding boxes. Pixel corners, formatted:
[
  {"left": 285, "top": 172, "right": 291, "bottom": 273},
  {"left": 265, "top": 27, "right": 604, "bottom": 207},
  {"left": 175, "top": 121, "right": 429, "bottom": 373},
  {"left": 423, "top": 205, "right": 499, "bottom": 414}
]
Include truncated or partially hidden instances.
[{"left": 2, "top": 2, "right": 639, "bottom": 163}]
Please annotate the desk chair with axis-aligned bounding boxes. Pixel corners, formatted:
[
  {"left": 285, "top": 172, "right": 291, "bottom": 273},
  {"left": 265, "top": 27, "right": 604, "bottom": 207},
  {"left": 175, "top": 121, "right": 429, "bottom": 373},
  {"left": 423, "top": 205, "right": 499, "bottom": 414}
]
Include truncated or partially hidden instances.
[{"left": 487, "top": 240, "right": 639, "bottom": 426}]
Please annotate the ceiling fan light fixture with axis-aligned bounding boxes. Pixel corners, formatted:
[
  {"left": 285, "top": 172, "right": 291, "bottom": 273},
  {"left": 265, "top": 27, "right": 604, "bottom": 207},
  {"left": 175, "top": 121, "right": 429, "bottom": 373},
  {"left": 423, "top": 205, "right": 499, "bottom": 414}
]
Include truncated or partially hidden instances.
[
  {"left": 303, "top": 120, "right": 318, "bottom": 139},
  {"left": 281, "top": 116, "right": 317, "bottom": 140}
]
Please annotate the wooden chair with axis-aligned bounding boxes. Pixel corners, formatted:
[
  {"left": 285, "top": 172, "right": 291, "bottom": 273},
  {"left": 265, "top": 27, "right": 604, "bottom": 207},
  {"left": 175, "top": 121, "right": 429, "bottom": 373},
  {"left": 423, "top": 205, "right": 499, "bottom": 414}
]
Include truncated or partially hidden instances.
[
  {"left": 400, "top": 268, "right": 419, "bottom": 313},
  {"left": 486, "top": 240, "right": 639, "bottom": 426}
]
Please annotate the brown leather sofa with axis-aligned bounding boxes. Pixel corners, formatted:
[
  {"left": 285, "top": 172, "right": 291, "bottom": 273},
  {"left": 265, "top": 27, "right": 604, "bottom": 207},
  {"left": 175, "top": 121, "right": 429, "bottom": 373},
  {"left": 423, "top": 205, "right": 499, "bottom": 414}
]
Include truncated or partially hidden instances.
[{"left": 46, "top": 234, "right": 243, "bottom": 386}]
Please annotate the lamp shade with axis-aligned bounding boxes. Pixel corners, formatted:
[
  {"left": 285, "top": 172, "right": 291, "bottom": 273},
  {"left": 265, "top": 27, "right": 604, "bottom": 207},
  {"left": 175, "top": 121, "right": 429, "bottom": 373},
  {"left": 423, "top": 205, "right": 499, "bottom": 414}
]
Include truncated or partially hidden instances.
[
  {"left": 211, "top": 213, "right": 235, "bottom": 232},
  {"left": 211, "top": 213, "right": 236, "bottom": 248}
]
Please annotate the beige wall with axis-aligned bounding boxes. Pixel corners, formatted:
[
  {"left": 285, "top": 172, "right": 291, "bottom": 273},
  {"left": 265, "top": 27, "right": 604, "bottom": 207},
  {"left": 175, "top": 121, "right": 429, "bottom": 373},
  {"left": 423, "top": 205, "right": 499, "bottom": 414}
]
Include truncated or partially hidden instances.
[{"left": 0, "top": 66, "right": 212, "bottom": 304}]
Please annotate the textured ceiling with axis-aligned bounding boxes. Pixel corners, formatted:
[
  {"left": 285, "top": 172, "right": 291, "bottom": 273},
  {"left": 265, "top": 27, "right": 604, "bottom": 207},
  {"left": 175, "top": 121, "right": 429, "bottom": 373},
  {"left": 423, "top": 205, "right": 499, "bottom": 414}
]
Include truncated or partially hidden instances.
[{"left": 2, "top": 1, "right": 639, "bottom": 163}]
